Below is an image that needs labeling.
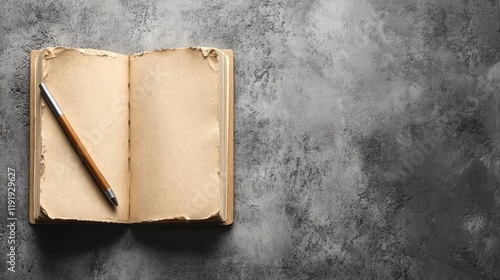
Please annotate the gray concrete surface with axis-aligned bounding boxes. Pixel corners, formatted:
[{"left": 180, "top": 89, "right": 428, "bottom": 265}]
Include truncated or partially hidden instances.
[{"left": 1, "top": 0, "right": 500, "bottom": 279}]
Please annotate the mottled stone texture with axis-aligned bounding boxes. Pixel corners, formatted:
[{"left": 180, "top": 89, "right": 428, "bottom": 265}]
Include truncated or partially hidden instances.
[{"left": 0, "top": 0, "right": 499, "bottom": 279}]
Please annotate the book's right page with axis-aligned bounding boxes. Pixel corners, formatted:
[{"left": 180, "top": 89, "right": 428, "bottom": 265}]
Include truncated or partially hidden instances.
[{"left": 129, "top": 48, "right": 228, "bottom": 222}]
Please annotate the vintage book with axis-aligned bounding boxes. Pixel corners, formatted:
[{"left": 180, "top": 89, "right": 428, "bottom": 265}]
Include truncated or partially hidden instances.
[{"left": 29, "top": 47, "right": 234, "bottom": 225}]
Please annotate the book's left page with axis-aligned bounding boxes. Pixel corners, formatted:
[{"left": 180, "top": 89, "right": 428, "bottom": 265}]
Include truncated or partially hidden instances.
[{"left": 30, "top": 48, "right": 130, "bottom": 223}]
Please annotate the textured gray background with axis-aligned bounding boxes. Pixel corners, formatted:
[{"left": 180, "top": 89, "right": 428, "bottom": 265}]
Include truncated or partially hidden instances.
[{"left": 0, "top": 0, "right": 500, "bottom": 279}]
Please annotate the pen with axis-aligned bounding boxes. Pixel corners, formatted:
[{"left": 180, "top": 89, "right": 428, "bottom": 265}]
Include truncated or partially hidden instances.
[{"left": 39, "top": 83, "right": 119, "bottom": 206}]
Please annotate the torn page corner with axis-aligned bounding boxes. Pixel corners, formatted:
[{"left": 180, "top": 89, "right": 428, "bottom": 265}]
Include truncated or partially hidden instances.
[
  {"left": 200, "top": 47, "right": 217, "bottom": 58},
  {"left": 39, "top": 205, "right": 52, "bottom": 220},
  {"left": 180, "top": 209, "right": 223, "bottom": 222},
  {"left": 42, "top": 47, "right": 68, "bottom": 60},
  {"left": 198, "top": 47, "right": 219, "bottom": 72}
]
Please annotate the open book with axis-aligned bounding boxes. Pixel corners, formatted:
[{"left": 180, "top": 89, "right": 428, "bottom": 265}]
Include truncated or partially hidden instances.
[{"left": 29, "top": 47, "right": 234, "bottom": 224}]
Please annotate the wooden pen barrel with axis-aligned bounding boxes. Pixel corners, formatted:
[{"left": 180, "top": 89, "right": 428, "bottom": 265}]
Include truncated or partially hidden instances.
[{"left": 58, "top": 114, "right": 112, "bottom": 192}]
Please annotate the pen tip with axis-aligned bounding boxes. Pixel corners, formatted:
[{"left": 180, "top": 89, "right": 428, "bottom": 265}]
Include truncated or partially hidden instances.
[{"left": 111, "top": 197, "right": 118, "bottom": 206}]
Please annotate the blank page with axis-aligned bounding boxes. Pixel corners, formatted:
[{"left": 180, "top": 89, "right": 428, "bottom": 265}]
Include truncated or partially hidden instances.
[{"left": 129, "top": 48, "right": 222, "bottom": 222}]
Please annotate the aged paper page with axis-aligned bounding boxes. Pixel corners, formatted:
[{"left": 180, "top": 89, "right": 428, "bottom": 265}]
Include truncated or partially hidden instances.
[
  {"left": 39, "top": 48, "right": 129, "bottom": 222},
  {"left": 129, "top": 48, "right": 221, "bottom": 222}
]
